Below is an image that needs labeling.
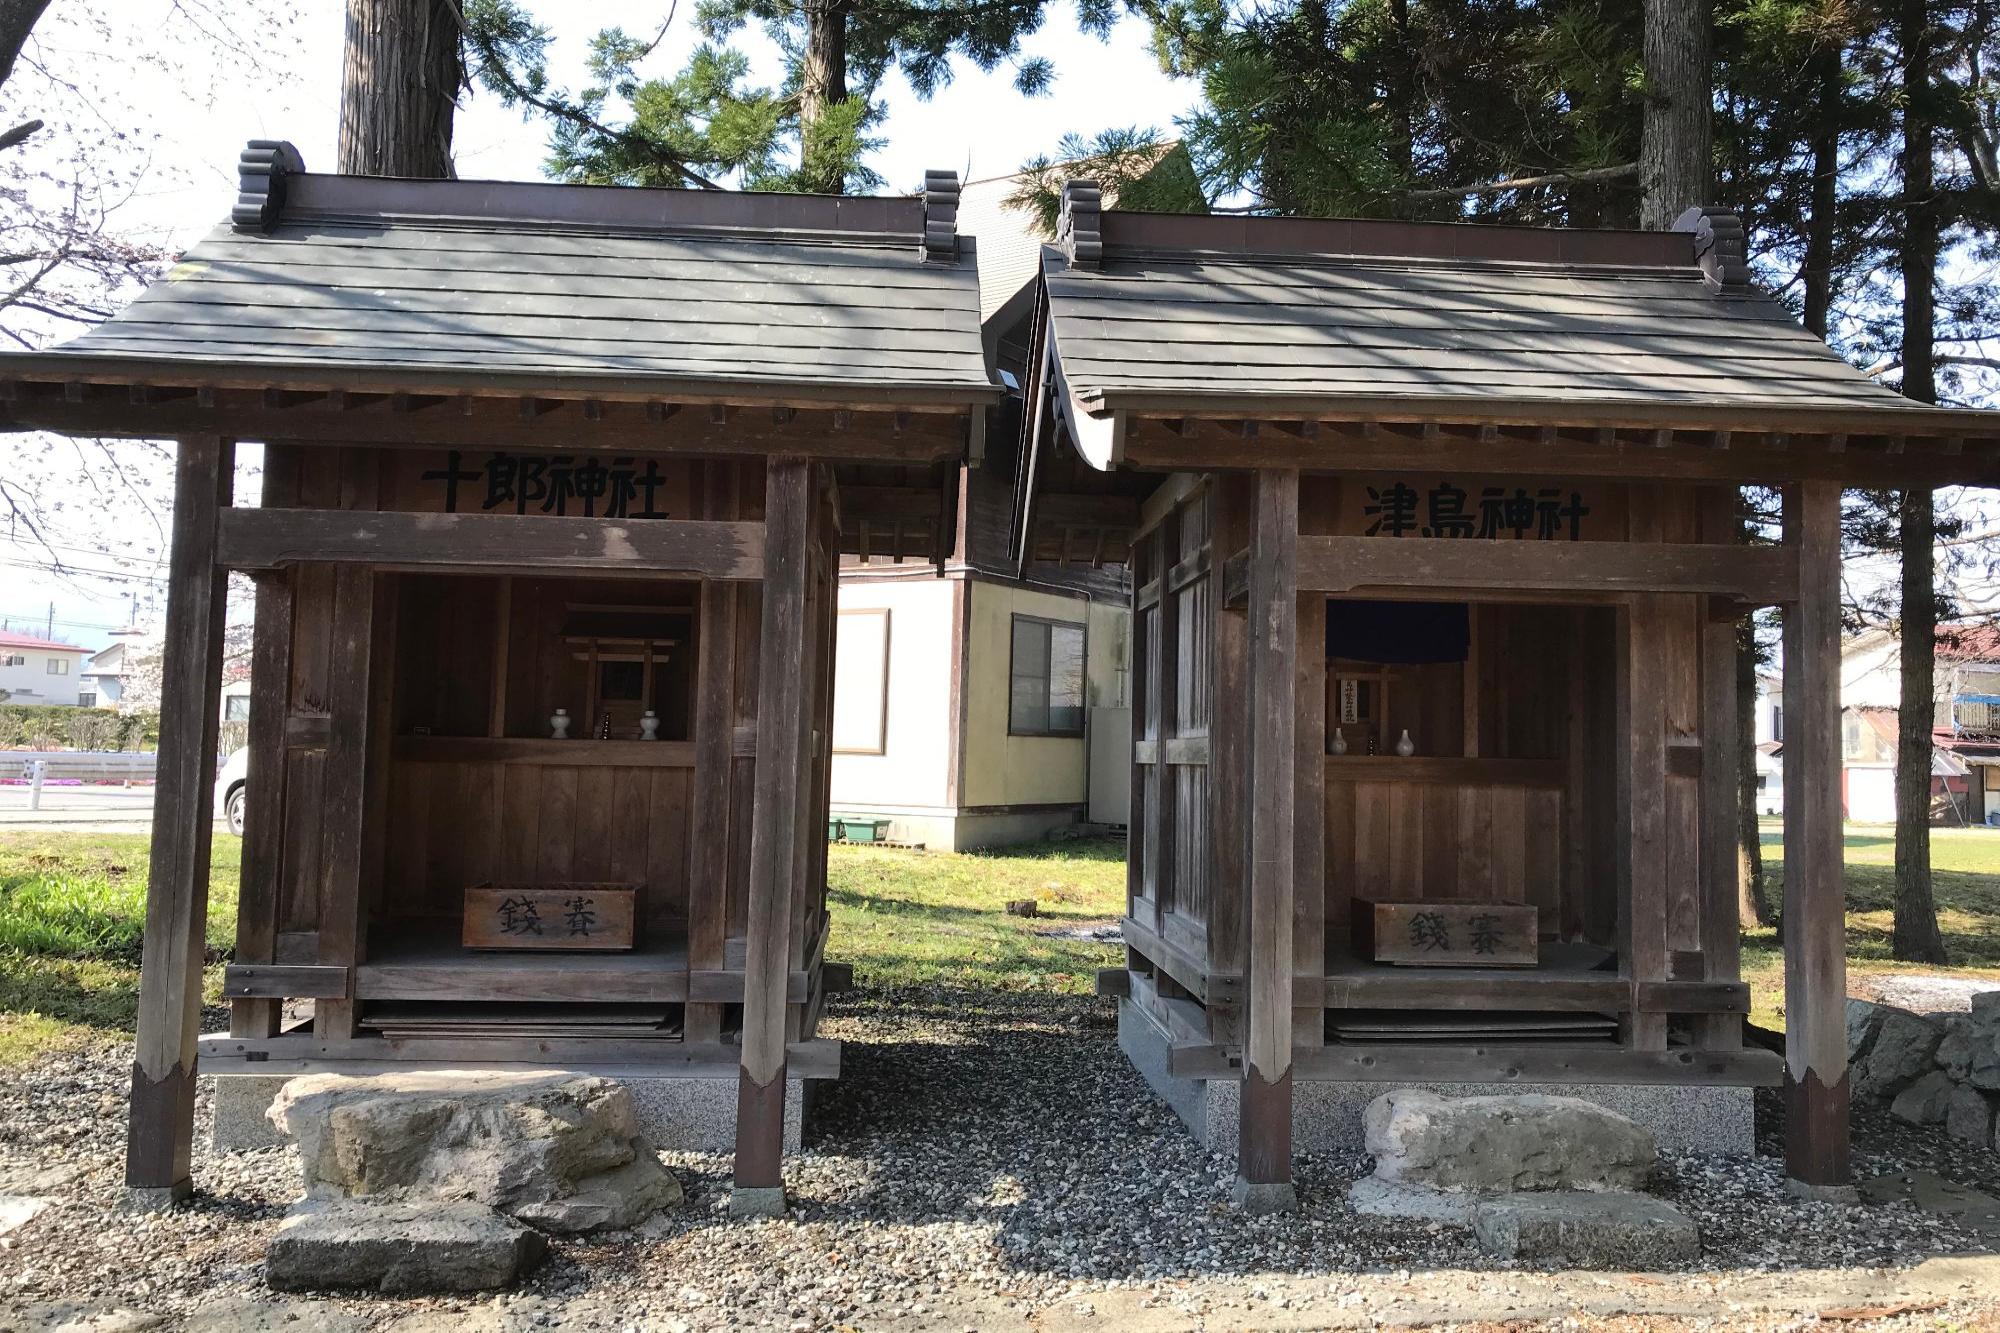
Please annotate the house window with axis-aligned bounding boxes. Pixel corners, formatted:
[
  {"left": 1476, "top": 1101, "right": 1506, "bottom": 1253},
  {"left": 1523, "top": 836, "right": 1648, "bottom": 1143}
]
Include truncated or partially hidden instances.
[
  {"left": 224, "top": 696, "right": 252, "bottom": 723},
  {"left": 77, "top": 691, "right": 96, "bottom": 707},
  {"left": 46, "top": 658, "right": 68, "bottom": 675},
  {"left": 1009, "top": 615, "right": 1086, "bottom": 737},
  {"left": 1843, "top": 714, "right": 1863, "bottom": 760},
  {"left": 1771, "top": 704, "right": 1783, "bottom": 742},
  {"left": 831, "top": 608, "right": 890, "bottom": 755},
  {"left": 0, "top": 654, "right": 21, "bottom": 667}
]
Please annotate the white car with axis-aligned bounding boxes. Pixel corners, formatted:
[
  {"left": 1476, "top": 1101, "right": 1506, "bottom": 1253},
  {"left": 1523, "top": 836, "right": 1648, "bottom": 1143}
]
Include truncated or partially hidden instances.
[{"left": 213, "top": 747, "right": 249, "bottom": 836}]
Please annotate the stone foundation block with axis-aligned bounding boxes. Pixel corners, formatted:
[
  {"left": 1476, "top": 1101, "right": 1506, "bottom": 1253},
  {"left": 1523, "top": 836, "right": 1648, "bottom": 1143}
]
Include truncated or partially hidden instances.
[{"left": 1117, "top": 999, "right": 1755, "bottom": 1160}]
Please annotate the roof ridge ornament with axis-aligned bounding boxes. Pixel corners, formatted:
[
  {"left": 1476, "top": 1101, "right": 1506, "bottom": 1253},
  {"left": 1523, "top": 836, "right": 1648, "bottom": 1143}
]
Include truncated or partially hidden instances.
[
  {"left": 1673, "top": 206, "right": 1750, "bottom": 295},
  {"left": 921, "top": 170, "right": 960, "bottom": 263},
  {"left": 1058, "top": 179, "right": 1102, "bottom": 271},
  {"left": 233, "top": 140, "right": 305, "bottom": 235}
]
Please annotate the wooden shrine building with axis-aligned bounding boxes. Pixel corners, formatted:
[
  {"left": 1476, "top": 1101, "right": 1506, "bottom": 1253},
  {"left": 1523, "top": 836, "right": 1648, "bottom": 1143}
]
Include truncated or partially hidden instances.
[
  {"left": 0, "top": 143, "right": 996, "bottom": 1213},
  {"left": 1017, "top": 186, "right": 2000, "bottom": 1208}
]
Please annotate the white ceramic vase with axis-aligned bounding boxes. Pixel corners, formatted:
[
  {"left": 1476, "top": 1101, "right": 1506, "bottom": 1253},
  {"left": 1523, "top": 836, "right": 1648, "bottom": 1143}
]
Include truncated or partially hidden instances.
[
  {"left": 639, "top": 710, "right": 660, "bottom": 741},
  {"left": 1395, "top": 728, "right": 1415, "bottom": 757},
  {"left": 550, "top": 708, "right": 571, "bottom": 739}
]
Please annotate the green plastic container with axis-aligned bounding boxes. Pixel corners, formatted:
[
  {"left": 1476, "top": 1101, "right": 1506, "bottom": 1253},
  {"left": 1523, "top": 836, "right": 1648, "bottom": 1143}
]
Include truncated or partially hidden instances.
[{"left": 828, "top": 816, "right": 892, "bottom": 843}]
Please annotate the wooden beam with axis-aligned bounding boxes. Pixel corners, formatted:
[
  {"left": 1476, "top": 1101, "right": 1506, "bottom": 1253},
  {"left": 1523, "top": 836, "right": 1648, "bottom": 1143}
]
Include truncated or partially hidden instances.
[
  {"left": 221, "top": 964, "right": 350, "bottom": 1000},
  {"left": 1118, "top": 419, "right": 1999, "bottom": 488},
  {"left": 1781, "top": 479, "right": 1851, "bottom": 1193},
  {"left": 0, "top": 390, "right": 971, "bottom": 463},
  {"left": 127, "top": 434, "right": 234, "bottom": 1202},
  {"left": 197, "top": 1033, "right": 841, "bottom": 1080},
  {"left": 734, "top": 457, "right": 811, "bottom": 1215},
  {"left": 217, "top": 508, "right": 764, "bottom": 580},
  {"left": 1285, "top": 1043, "right": 1782, "bottom": 1086},
  {"left": 1295, "top": 535, "right": 1798, "bottom": 603},
  {"left": 1239, "top": 468, "right": 1298, "bottom": 1211}
]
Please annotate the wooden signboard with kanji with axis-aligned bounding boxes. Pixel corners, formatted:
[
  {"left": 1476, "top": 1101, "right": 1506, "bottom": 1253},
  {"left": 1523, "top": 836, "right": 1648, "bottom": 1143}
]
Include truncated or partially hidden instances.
[
  {"left": 1354, "top": 898, "right": 1538, "bottom": 968},
  {"left": 462, "top": 883, "right": 638, "bottom": 951}
]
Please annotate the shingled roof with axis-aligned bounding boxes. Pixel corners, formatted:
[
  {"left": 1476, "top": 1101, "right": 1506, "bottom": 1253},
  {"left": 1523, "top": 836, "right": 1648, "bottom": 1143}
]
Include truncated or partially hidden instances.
[
  {"left": 1031, "top": 186, "right": 1999, "bottom": 468},
  {"left": 0, "top": 143, "right": 997, "bottom": 413}
]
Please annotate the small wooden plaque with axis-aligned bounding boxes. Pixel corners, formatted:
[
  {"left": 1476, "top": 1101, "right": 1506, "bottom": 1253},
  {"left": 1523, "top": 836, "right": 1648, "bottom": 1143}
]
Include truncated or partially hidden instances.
[
  {"left": 1355, "top": 898, "right": 1538, "bottom": 968},
  {"left": 462, "top": 884, "right": 638, "bottom": 951}
]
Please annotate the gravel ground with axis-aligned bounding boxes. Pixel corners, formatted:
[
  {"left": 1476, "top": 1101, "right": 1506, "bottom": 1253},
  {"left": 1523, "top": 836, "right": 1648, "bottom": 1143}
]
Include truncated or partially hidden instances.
[{"left": 0, "top": 990, "right": 1997, "bottom": 1330}]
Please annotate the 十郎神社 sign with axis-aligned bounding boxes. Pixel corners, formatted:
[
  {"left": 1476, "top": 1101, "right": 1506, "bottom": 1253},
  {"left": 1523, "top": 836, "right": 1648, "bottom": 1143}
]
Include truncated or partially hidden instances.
[{"left": 421, "top": 449, "right": 675, "bottom": 519}]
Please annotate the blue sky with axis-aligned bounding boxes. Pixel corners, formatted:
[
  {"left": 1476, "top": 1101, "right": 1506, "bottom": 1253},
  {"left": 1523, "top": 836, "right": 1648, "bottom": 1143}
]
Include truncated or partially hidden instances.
[{"left": 0, "top": 0, "right": 1200, "bottom": 649}]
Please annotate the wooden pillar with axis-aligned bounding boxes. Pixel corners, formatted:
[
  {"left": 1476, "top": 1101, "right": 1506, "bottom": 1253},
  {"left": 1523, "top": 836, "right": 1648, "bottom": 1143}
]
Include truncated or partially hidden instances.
[
  {"left": 1206, "top": 475, "right": 1250, "bottom": 1048},
  {"left": 1294, "top": 479, "right": 1332, "bottom": 1050},
  {"left": 1238, "top": 467, "right": 1298, "bottom": 1214},
  {"left": 1782, "top": 480, "right": 1852, "bottom": 1195},
  {"left": 733, "top": 456, "right": 811, "bottom": 1216},
  {"left": 311, "top": 563, "right": 378, "bottom": 1038},
  {"left": 686, "top": 463, "right": 739, "bottom": 1045},
  {"left": 127, "top": 434, "right": 235, "bottom": 1203},
  {"left": 1619, "top": 594, "right": 1672, "bottom": 1049},
  {"left": 1697, "top": 488, "right": 1745, "bottom": 1049},
  {"left": 231, "top": 448, "right": 298, "bottom": 1040}
]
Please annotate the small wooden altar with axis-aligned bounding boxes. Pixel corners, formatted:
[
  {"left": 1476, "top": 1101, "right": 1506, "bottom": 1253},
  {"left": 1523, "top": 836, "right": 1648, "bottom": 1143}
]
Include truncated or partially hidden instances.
[
  {"left": 0, "top": 143, "right": 996, "bottom": 1213},
  {"left": 1017, "top": 186, "right": 2000, "bottom": 1206}
]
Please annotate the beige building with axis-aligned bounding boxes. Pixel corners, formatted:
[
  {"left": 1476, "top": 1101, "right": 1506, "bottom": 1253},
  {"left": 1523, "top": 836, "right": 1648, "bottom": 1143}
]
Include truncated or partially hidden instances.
[{"left": 826, "top": 166, "right": 1146, "bottom": 849}]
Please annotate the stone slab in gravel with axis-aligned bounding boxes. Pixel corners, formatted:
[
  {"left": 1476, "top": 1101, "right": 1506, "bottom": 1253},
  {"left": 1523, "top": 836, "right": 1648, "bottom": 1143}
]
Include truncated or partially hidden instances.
[
  {"left": 1346, "top": 1176, "right": 1473, "bottom": 1223},
  {"left": 265, "top": 1199, "right": 548, "bottom": 1294},
  {"left": 0, "top": 1193, "right": 52, "bottom": 1235},
  {"left": 1363, "top": 1089, "right": 1656, "bottom": 1192},
  {"left": 1469, "top": 1191, "right": 1701, "bottom": 1268},
  {"left": 181, "top": 1297, "right": 370, "bottom": 1332},
  {"left": 1860, "top": 1169, "right": 2000, "bottom": 1238}
]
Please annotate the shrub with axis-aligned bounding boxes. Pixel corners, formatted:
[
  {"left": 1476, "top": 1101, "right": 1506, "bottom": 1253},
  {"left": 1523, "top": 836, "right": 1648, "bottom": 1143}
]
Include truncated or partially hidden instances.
[{"left": 0, "top": 705, "right": 161, "bottom": 752}]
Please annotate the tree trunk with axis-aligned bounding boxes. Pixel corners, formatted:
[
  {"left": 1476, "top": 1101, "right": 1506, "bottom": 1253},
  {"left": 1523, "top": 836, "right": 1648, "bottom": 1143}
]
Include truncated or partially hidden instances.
[
  {"left": 338, "top": 0, "right": 462, "bottom": 178},
  {"left": 1891, "top": 0, "right": 1948, "bottom": 965},
  {"left": 0, "top": 0, "right": 50, "bottom": 90},
  {"left": 1639, "top": 0, "right": 1714, "bottom": 228},
  {"left": 1800, "top": 40, "right": 1840, "bottom": 340},
  {"left": 797, "top": 0, "right": 851, "bottom": 195},
  {"left": 1736, "top": 619, "right": 1771, "bottom": 926}
]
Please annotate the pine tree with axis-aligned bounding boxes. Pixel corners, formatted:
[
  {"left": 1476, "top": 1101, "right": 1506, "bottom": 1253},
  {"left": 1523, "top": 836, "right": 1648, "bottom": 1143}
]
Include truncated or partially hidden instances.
[{"left": 467, "top": 0, "right": 1080, "bottom": 194}]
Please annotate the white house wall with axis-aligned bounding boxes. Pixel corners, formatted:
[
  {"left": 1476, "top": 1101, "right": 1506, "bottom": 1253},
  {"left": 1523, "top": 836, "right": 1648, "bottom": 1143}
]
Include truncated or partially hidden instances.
[{"left": 0, "top": 647, "right": 88, "bottom": 705}]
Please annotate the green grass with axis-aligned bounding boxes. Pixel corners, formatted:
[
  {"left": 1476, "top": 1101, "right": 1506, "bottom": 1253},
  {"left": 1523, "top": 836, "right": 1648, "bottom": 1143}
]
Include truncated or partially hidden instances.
[
  {"left": 827, "top": 837, "right": 1126, "bottom": 993},
  {"left": 1743, "top": 821, "right": 2000, "bottom": 1030},
  {"left": 2, "top": 820, "right": 1995, "bottom": 1062},
  {"left": 0, "top": 832, "right": 240, "bottom": 1066}
]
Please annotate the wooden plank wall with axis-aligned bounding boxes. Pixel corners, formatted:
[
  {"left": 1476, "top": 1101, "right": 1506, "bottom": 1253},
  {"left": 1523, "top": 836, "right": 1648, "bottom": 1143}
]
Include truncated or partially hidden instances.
[
  {"left": 382, "top": 759, "right": 693, "bottom": 931},
  {"left": 1324, "top": 771, "right": 1566, "bottom": 936},
  {"left": 1128, "top": 480, "right": 1219, "bottom": 988}
]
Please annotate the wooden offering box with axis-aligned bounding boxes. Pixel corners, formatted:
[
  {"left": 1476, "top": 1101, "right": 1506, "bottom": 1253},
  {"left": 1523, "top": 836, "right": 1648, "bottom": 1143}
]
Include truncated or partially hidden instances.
[
  {"left": 463, "top": 884, "right": 638, "bottom": 951},
  {"left": 1355, "top": 898, "right": 1538, "bottom": 968}
]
